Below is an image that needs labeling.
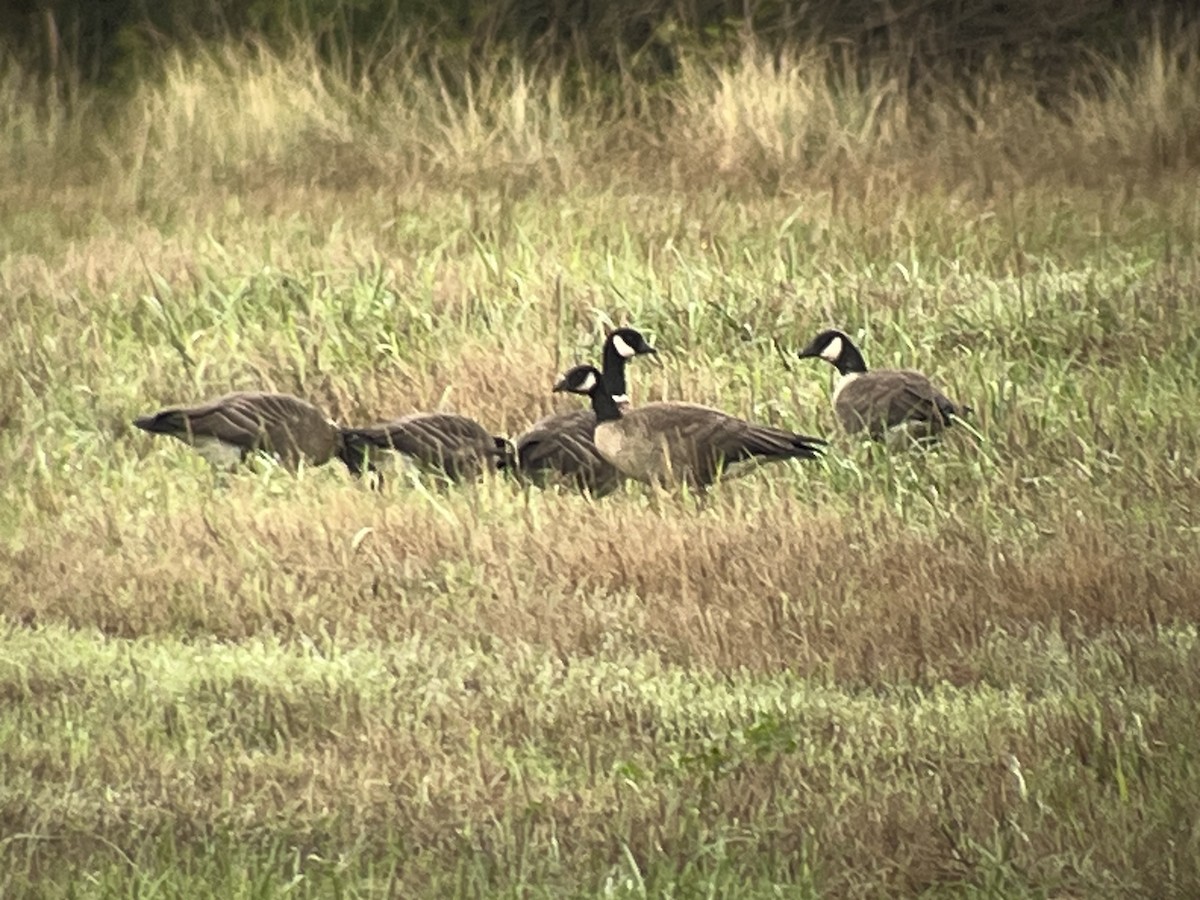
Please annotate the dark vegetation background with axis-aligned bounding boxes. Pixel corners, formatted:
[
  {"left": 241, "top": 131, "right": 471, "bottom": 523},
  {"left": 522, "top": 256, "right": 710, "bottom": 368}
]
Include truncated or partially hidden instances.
[{"left": 4, "top": 0, "right": 1188, "bottom": 88}]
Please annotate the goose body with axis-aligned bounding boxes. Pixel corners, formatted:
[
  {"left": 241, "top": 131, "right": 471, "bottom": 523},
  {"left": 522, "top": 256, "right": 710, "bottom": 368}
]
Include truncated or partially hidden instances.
[
  {"left": 798, "top": 329, "right": 971, "bottom": 441},
  {"left": 338, "top": 412, "right": 510, "bottom": 482},
  {"left": 553, "top": 365, "right": 826, "bottom": 490},
  {"left": 133, "top": 391, "right": 340, "bottom": 470},
  {"left": 515, "top": 407, "right": 619, "bottom": 494},
  {"left": 515, "top": 328, "right": 657, "bottom": 495}
]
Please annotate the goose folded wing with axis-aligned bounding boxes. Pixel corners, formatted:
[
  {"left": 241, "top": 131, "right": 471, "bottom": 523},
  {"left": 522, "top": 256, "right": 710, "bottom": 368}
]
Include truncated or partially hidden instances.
[
  {"left": 648, "top": 404, "right": 823, "bottom": 479},
  {"left": 698, "top": 415, "right": 824, "bottom": 464},
  {"left": 517, "top": 410, "right": 610, "bottom": 473},
  {"left": 839, "top": 373, "right": 947, "bottom": 429},
  {"left": 183, "top": 397, "right": 275, "bottom": 448},
  {"left": 891, "top": 371, "right": 967, "bottom": 424},
  {"left": 346, "top": 414, "right": 487, "bottom": 462},
  {"left": 403, "top": 413, "right": 494, "bottom": 454},
  {"left": 224, "top": 393, "right": 325, "bottom": 448}
]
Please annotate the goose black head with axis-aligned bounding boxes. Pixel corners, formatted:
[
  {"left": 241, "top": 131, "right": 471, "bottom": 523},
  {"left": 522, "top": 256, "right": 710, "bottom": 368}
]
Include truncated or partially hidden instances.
[
  {"left": 600, "top": 327, "right": 657, "bottom": 404},
  {"left": 552, "top": 364, "right": 604, "bottom": 397},
  {"left": 797, "top": 329, "right": 867, "bottom": 375},
  {"left": 605, "top": 327, "right": 657, "bottom": 360}
]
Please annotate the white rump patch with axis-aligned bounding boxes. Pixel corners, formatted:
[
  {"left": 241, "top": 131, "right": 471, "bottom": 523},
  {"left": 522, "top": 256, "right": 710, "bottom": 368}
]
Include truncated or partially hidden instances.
[
  {"left": 611, "top": 333, "right": 636, "bottom": 358},
  {"left": 192, "top": 436, "right": 244, "bottom": 469},
  {"left": 576, "top": 371, "right": 598, "bottom": 392},
  {"left": 820, "top": 335, "right": 844, "bottom": 363}
]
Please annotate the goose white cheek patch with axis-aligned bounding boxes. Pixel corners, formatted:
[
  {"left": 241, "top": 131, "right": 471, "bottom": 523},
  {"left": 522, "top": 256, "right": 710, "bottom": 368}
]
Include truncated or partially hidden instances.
[
  {"left": 576, "top": 372, "right": 598, "bottom": 392},
  {"left": 821, "top": 336, "right": 844, "bottom": 363},
  {"left": 611, "top": 334, "right": 636, "bottom": 358}
]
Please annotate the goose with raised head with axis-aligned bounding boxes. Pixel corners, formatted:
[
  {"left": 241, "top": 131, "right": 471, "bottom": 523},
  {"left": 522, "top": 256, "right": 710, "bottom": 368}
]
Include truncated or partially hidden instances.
[
  {"left": 338, "top": 412, "right": 512, "bottom": 483},
  {"left": 514, "top": 327, "right": 658, "bottom": 496},
  {"left": 133, "top": 391, "right": 341, "bottom": 471},
  {"left": 552, "top": 364, "right": 826, "bottom": 490},
  {"left": 797, "top": 328, "right": 972, "bottom": 441}
]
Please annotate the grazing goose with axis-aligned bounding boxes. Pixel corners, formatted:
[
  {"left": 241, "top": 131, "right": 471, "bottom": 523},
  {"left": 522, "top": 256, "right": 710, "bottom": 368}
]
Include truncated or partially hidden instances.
[
  {"left": 514, "top": 327, "right": 658, "bottom": 496},
  {"left": 133, "top": 391, "right": 341, "bottom": 471},
  {"left": 552, "top": 364, "right": 826, "bottom": 490},
  {"left": 797, "top": 329, "right": 972, "bottom": 441},
  {"left": 338, "top": 412, "right": 512, "bottom": 483}
]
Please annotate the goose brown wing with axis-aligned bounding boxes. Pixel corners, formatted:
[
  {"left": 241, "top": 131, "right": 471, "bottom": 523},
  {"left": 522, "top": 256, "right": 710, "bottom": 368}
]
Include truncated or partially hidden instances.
[
  {"left": 911, "top": 372, "right": 970, "bottom": 421},
  {"left": 838, "top": 371, "right": 960, "bottom": 435},
  {"left": 141, "top": 392, "right": 291, "bottom": 448},
  {"left": 634, "top": 403, "right": 825, "bottom": 485},
  {"left": 133, "top": 391, "right": 337, "bottom": 468},
  {"left": 218, "top": 392, "right": 337, "bottom": 464},
  {"left": 391, "top": 413, "right": 494, "bottom": 456},
  {"left": 515, "top": 408, "right": 623, "bottom": 495},
  {"left": 341, "top": 412, "right": 500, "bottom": 477}
]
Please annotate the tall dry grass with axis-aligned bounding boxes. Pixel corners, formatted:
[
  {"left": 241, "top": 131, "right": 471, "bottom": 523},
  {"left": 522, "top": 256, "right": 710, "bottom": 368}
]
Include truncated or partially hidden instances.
[{"left": 3, "top": 24, "right": 1197, "bottom": 215}]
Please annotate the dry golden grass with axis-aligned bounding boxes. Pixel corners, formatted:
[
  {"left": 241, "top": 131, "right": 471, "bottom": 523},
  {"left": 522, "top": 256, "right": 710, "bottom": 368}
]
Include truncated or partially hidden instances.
[
  {"left": 4, "top": 475, "right": 1198, "bottom": 677},
  {"left": 1, "top": 25, "right": 1199, "bottom": 898}
]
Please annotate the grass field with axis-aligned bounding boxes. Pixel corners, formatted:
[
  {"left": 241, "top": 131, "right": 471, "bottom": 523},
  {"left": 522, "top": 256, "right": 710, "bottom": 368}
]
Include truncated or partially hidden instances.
[{"left": 2, "top": 27, "right": 1200, "bottom": 898}]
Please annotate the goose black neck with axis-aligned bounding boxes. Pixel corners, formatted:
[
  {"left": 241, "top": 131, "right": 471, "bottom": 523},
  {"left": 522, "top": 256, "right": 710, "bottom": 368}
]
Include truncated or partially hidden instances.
[
  {"left": 835, "top": 342, "right": 868, "bottom": 376},
  {"left": 589, "top": 385, "right": 623, "bottom": 423},
  {"left": 600, "top": 342, "right": 629, "bottom": 399}
]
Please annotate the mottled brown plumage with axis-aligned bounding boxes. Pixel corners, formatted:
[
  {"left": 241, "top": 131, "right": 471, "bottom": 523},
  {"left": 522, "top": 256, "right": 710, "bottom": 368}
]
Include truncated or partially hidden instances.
[
  {"left": 515, "top": 407, "right": 623, "bottom": 496},
  {"left": 514, "top": 327, "right": 657, "bottom": 496},
  {"left": 798, "top": 329, "right": 971, "bottom": 441},
  {"left": 338, "top": 412, "right": 509, "bottom": 482},
  {"left": 133, "top": 391, "right": 340, "bottom": 470},
  {"left": 553, "top": 365, "right": 826, "bottom": 491}
]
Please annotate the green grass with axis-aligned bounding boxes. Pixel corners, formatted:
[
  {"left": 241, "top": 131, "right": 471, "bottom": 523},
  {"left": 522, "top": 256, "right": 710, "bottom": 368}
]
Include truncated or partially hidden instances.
[
  {"left": 3, "top": 623, "right": 1196, "bottom": 897},
  {"left": 2, "top": 27, "right": 1200, "bottom": 899}
]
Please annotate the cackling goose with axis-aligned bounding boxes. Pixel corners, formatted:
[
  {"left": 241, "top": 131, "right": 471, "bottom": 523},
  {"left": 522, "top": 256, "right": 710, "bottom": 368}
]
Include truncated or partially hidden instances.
[
  {"left": 552, "top": 364, "right": 826, "bottom": 490},
  {"left": 514, "top": 327, "right": 657, "bottom": 496},
  {"left": 797, "top": 328, "right": 972, "bottom": 441},
  {"left": 133, "top": 391, "right": 341, "bottom": 471}
]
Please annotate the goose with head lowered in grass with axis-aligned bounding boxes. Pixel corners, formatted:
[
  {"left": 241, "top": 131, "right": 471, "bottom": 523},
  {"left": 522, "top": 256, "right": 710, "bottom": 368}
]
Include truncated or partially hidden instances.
[
  {"left": 513, "top": 327, "right": 658, "bottom": 496},
  {"left": 552, "top": 364, "right": 827, "bottom": 491},
  {"left": 338, "top": 412, "right": 512, "bottom": 484},
  {"left": 133, "top": 391, "right": 343, "bottom": 471},
  {"left": 134, "top": 391, "right": 510, "bottom": 485},
  {"left": 797, "top": 328, "right": 972, "bottom": 442}
]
